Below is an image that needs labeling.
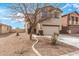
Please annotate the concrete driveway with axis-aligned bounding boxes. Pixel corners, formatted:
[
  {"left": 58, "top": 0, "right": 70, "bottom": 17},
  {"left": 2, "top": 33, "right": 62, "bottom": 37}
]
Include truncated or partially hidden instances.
[
  {"left": 59, "top": 34, "right": 79, "bottom": 56},
  {"left": 59, "top": 34, "right": 79, "bottom": 48}
]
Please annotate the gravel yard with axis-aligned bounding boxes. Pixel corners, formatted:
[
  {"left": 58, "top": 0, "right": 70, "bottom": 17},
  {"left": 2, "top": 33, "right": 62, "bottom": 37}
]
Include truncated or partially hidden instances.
[
  {"left": 35, "top": 37, "right": 79, "bottom": 56},
  {"left": 0, "top": 33, "right": 36, "bottom": 56},
  {"left": 0, "top": 33, "right": 79, "bottom": 56}
]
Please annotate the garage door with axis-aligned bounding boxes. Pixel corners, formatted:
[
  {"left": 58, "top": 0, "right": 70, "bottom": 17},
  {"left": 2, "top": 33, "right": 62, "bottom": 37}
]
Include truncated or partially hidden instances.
[{"left": 42, "top": 26, "right": 59, "bottom": 35}]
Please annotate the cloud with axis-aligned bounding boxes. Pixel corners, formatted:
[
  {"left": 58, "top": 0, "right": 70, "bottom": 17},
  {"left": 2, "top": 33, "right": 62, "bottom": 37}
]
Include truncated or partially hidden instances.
[
  {"left": 72, "top": 4, "right": 79, "bottom": 8},
  {"left": 0, "top": 17, "right": 10, "bottom": 19},
  {"left": 0, "top": 8, "right": 7, "bottom": 13},
  {"left": 0, "top": 8, "right": 6, "bottom": 13},
  {"left": 71, "top": 4, "right": 79, "bottom": 10},
  {"left": 61, "top": 4, "right": 70, "bottom": 10}
]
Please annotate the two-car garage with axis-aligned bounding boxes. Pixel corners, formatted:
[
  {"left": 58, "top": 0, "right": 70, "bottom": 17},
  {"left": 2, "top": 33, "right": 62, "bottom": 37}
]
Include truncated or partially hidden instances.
[{"left": 42, "top": 25, "right": 60, "bottom": 35}]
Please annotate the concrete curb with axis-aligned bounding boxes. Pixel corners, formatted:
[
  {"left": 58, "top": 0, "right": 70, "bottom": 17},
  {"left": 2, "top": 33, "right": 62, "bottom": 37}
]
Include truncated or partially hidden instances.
[{"left": 32, "top": 35, "right": 42, "bottom": 56}]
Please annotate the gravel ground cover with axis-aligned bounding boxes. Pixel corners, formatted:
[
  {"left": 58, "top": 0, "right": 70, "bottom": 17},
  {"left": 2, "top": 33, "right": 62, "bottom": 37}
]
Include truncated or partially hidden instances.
[
  {"left": 0, "top": 33, "right": 36, "bottom": 56},
  {"left": 35, "top": 37, "right": 79, "bottom": 56}
]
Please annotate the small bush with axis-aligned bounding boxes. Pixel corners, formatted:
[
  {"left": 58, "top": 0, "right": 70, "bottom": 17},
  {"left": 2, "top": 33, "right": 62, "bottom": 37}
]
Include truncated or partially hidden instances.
[
  {"left": 51, "top": 33, "right": 59, "bottom": 45},
  {"left": 14, "top": 48, "right": 28, "bottom": 55},
  {"left": 16, "top": 33, "right": 20, "bottom": 36}
]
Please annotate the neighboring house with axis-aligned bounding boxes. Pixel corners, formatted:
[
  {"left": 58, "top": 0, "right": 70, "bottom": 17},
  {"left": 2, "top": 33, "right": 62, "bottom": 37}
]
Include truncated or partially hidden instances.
[
  {"left": 61, "top": 11, "right": 79, "bottom": 34},
  {"left": 26, "top": 6, "right": 62, "bottom": 36},
  {"left": 0, "top": 23, "right": 12, "bottom": 34}
]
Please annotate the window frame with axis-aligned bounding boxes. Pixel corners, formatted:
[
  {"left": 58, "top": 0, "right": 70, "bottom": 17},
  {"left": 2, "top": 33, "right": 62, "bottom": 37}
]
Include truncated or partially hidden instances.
[
  {"left": 75, "top": 17, "right": 78, "bottom": 24},
  {"left": 71, "top": 16, "right": 74, "bottom": 25}
]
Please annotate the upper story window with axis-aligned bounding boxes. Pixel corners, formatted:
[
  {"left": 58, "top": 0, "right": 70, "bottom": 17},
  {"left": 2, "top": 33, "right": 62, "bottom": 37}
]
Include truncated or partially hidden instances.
[
  {"left": 41, "top": 10, "right": 60, "bottom": 19},
  {"left": 54, "top": 11, "right": 60, "bottom": 19},
  {"left": 42, "top": 12, "right": 48, "bottom": 18},
  {"left": 71, "top": 16, "right": 74, "bottom": 24},
  {"left": 76, "top": 17, "right": 78, "bottom": 24},
  {"left": 42, "top": 12, "right": 52, "bottom": 18}
]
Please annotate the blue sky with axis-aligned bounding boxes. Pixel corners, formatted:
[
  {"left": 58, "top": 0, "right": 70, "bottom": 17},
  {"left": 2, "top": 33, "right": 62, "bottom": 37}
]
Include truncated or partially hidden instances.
[{"left": 0, "top": 3, "right": 79, "bottom": 29}]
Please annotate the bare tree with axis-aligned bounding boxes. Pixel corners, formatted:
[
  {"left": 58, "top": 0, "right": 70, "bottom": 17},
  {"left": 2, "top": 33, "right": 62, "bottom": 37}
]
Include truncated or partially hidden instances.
[{"left": 7, "top": 3, "right": 62, "bottom": 40}]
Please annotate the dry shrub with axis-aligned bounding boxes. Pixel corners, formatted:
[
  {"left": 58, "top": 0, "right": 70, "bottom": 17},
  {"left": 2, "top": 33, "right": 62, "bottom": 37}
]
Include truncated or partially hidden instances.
[{"left": 51, "top": 33, "right": 59, "bottom": 45}]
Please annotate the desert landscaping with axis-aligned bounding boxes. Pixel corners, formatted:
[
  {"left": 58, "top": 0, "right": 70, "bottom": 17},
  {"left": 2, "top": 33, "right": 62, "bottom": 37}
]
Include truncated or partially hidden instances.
[
  {"left": 0, "top": 3, "right": 79, "bottom": 56},
  {"left": 0, "top": 33, "right": 79, "bottom": 56},
  {"left": 0, "top": 33, "right": 36, "bottom": 56}
]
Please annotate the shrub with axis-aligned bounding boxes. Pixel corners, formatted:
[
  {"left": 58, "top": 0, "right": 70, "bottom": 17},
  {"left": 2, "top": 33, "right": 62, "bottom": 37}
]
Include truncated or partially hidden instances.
[
  {"left": 51, "top": 32, "right": 59, "bottom": 45},
  {"left": 16, "top": 32, "right": 20, "bottom": 36}
]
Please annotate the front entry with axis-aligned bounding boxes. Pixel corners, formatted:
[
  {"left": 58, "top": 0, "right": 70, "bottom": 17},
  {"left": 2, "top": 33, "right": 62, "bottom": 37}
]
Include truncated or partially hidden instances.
[{"left": 27, "top": 26, "right": 37, "bottom": 34}]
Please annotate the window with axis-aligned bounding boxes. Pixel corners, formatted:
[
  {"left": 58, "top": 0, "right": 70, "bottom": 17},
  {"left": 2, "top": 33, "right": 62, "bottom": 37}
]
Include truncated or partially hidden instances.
[
  {"left": 42, "top": 12, "right": 52, "bottom": 18},
  {"left": 42, "top": 12, "right": 47, "bottom": 18},
  {"left": 71, "top": 16, "right": 74, "bottom": 24},
  {"left": 54, "top": 12, "right": 60, "bottom": 18},
  {"left": 76, "top": 17, "right": 78, "bottom": 24}
]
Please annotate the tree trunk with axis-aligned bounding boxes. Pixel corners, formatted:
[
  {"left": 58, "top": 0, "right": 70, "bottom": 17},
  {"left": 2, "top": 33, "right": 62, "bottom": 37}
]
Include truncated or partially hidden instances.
[
  {"left": 29, "top": 27, "right": 34, "bottom": 40},
  {"left": 30, "top": 32, "right": 32, "bottom": 40}
]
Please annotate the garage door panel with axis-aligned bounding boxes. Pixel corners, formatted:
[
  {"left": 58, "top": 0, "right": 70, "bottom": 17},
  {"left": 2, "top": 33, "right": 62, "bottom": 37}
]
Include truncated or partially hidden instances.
[{"left": 42, "top": 26, "right": 59, "bottom": 35}]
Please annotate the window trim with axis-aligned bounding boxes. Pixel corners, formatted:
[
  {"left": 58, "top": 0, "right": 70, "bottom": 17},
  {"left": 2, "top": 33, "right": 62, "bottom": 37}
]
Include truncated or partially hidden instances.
[{"left": 75, "top": 17, "right": 78, "bottom": 24}]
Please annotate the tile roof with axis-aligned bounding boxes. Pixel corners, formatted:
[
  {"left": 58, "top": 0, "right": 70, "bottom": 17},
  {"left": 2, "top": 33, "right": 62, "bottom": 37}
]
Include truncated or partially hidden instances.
[{"left": 62, "top": 11, "right": 79, "bottom": 17}]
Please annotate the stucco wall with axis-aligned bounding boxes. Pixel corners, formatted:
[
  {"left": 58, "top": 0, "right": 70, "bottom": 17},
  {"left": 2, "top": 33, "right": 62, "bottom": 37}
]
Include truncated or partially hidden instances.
[
  {"left": 42, "top": 26, "right": 59, "bottom": 35},
  {"left": 69, "top": 13, "right": 79, "bottom": 25},
  {"left": 1, "top": 25, "right": 9, "bottom": 33},
  {"left": 61, "top": 15, "right": 68, "bottom": 27},
  {"left": 69, "top": 26, "right": 79, "bottom": 34},
  {"left": 61, "top": 12, "right": 79, "bottom": 34},
  {"left": 39, "top": 17, "right": 61, "bottom": 35}
]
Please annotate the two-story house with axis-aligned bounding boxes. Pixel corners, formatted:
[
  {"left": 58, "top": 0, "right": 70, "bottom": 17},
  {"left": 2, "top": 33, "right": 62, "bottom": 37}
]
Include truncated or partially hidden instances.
[
  {"left": 61, "top": 11, "right": 79, "bottom": 34},
  {"left": 26, "top": 6, "right": 62, "bottom": 36},
  {"left": 36, "top": 6, "right": 62, "bottom": 35}
]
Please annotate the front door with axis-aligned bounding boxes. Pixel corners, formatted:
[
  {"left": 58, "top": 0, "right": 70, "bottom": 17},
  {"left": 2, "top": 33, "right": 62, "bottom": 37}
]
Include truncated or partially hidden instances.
[{"left": 27, "top": 26, "right": 36, "bottom": 34}]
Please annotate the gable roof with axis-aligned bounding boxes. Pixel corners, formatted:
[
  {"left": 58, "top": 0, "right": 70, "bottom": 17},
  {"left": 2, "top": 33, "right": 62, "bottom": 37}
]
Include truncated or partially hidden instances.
[
  {"left": 36, "top": 6, "right": 62, "bottom": 13},
  {"left": 26, "top": 6, "right": 62, "bottom": 23},
  {"left": 62, "top": 11, "right": 79, "bottom": 17}
]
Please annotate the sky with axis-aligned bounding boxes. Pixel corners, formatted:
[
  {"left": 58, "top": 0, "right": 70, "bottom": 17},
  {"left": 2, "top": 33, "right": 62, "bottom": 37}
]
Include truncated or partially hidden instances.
[{"left": 0, "top": 3, "right": 79, "bottom": 29}]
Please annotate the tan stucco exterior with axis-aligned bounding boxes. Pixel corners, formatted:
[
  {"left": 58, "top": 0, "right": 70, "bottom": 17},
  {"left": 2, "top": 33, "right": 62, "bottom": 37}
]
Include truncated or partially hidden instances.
[
  {"left": 36, "top": 6, "right": 62, "bottom": 35},
  {"left": 61, "top": 15, "right": 68, "bottom": 27},
  {"left": 0, "top": 24, "right": 12, "bottom": 34},
  {"left": 26, "top": 6, "right": 62, "bottom": 35},
  {"left": 38, "top": 17, "right": 61, "bottom": 35}
]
